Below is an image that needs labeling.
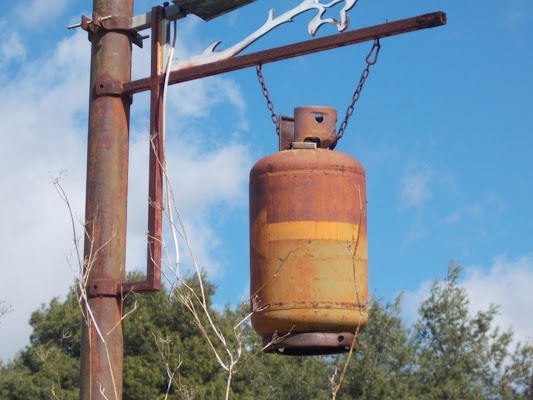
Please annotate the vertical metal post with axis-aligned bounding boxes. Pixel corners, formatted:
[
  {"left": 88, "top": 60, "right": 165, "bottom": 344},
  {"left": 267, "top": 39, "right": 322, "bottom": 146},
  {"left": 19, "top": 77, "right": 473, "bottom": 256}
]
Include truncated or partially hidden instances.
[
  {"left": 79, "top": 0, "right": 133, "bottom": 398},
  {"left": 122, "top": 6, "right": 165, "bottom": 295},
  {"left": 146, "top": 6, "right": 165, "bottom": 293}
]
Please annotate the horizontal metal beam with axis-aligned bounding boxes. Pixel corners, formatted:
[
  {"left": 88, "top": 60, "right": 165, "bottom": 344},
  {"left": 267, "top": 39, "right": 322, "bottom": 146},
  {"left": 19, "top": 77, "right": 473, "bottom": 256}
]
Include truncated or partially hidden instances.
[
  {"left": 123, "top": 11, "right": 446, "bottom": 95},
  {"left": 131, "top": 4, "right": 184, "bottom": 31}
]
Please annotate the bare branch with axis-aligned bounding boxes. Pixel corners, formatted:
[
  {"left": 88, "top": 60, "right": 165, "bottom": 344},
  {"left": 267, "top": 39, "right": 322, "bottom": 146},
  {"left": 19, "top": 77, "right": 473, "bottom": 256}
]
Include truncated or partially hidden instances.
[
  {"left": 330, "top": 184, "right": 366, "bottom": 399},
  {"left": 0, "top": 301, "right": 12, "bottom": 324}
]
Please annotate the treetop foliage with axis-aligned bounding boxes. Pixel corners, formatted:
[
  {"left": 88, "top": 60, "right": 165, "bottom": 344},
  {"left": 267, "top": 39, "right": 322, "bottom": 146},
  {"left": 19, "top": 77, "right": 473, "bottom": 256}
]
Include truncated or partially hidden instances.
[{"left": 1, "top": 262, "right": 531, "bottom": 399}]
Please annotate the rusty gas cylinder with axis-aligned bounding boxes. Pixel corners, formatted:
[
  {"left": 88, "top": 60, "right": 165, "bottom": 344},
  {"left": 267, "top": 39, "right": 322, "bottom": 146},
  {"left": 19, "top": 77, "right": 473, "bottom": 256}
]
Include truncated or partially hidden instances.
[{"left": 249, "top": 106, "right": 368, "bottom": 355}]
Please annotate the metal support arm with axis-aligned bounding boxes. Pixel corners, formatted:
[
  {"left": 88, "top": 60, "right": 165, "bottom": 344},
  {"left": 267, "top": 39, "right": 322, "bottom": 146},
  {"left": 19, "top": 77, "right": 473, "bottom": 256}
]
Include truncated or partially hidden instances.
[
  {"left": 117, "top": 10, "right": 446, "bottom": 296},
  {"left": 123, "top": 11, "right": 446, "bottom": 95}
]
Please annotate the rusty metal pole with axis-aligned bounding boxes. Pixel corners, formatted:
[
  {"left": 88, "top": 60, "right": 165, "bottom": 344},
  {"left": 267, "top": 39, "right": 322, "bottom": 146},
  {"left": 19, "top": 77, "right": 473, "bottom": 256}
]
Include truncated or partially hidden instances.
[{"left": 79, "top": 0, "right": 133, "bottom": 397}]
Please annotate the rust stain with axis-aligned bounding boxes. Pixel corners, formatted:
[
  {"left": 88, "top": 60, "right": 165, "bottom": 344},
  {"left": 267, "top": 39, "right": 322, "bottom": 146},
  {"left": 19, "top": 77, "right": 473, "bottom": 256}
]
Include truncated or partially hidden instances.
[{"left": 250, "top": 130, "right": 369, "bottom": 352}]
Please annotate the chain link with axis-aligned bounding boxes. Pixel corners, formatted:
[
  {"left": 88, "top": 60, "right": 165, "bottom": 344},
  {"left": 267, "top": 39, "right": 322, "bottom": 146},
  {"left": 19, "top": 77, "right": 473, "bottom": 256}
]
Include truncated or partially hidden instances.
[
  {"left": 337, "top": 38, "right": 381, "bottom": 140},
  {"left": 256, "top": 38, "right": 381, "bottom": 142},
  {"left": 256, "top": 65, "right": 280, "bottom": 136}
]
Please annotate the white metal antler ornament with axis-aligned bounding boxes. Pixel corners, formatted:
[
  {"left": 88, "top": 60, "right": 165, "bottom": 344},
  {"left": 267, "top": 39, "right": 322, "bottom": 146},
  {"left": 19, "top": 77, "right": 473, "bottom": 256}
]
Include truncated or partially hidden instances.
[{"left": 171, "top": 0, "right": 358, "bottom": 71}]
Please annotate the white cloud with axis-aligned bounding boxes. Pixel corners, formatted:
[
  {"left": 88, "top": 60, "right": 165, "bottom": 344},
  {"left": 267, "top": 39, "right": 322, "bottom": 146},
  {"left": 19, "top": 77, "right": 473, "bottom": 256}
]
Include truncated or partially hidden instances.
[
  {"left": 0, "top": 23, "right": 251, "bottom": 362},
  {"left": 400, "top": 165, "right": 432, "bottom": 208},
  {"left": 402, "top": 255, "right": 533, "bottom": 346},
  {"left": 0, "top": 30, "right": 90, "bottom": 362},
  {"left": 165, "top": 140, "right": 250, "bottom": 213},
  {"left": 0, "top": 30, "right": 25, "bottom": 64},
  {"left": 124, "top": 124, "right": 252, "bottom": 277},
  {"left": 401, "top": 280, "right": 432, "bottom": 323},
  {"left": 124, "top": 136, "right": 151, "bottom": 273},
  {"left": 463, "top": 255, "right": 533, "bottom": 345},
  {"left": 15, "top": 0, "right": 69, "bottom": 28},
  {"left": 165, "top": 75, "right": 247, "bottom": 122},
  {"left": 124, "top": 129, "right": 252, "bottom": 280},
  {"left": 443, "top": 211, "right": 461, "bottom": 224},
  {"left": 161, "top": 138, "right": 252, "bottom": 278}
]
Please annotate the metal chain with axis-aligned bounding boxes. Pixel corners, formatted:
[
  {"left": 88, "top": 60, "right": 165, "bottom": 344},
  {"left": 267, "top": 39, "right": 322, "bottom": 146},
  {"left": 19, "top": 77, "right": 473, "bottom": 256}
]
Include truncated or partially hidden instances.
[
  {"left": 337, "top": 38, "right": 381, "bottom": 140},
  {"left": 256, "top": 65, "right": 280, "bottom": 136},
  {"left": 256, "top": 38, "right": 381, "bottom": 141}
]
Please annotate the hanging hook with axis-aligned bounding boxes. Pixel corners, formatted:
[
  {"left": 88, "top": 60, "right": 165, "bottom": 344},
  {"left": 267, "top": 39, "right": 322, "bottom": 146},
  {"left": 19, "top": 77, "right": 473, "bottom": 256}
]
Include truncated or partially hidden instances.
[{"left": 365, "top": 39, "right": 381, "bottom": 65}]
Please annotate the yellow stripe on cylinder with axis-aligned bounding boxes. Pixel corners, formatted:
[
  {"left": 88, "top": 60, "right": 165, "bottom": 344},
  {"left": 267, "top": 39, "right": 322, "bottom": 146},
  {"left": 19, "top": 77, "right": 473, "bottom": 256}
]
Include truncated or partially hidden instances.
[{"left": 249, "top": 147, "right": 368, "bottom": 341}]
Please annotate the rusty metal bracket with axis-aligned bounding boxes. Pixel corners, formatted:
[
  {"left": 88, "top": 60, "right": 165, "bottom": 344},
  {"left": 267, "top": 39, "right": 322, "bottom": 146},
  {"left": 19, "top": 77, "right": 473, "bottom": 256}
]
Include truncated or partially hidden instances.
[
  {"left": 94, "top": 76, "right": 124, "bottom": 97},
  {"left": 88, "top": 278, "right": 120, "bottom": 297},
  {"left": 69, "top": 12, "right": 146, "bottom": 47},
  {"left": 279, "top": 115, "right": 294, "bottom": 151}
]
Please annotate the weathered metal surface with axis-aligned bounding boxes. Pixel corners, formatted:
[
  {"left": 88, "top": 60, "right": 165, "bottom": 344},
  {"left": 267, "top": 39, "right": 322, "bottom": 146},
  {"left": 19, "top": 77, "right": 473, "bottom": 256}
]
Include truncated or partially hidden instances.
[
  {"left": 263, "top": 332, "right": 356, "bottom": 355},
  {"left": 144, "top": 5, "right": 164, "bottom": 293},
  {"left": 88, "top": 279, "right": 120, "bottom": 296},
  {"left": 79, "top": 0, "right": 133, "bottom": 397},
  {"left": 130, "top": 4, "right": 184, "bottom": 32},
  {"left": 69, "top": 10, "right": 146, "bottom": 47},
  {"left": 122, "top": 6, "right": 165, "bottom": 295},
  {"left": 278, "top": 115, "right": 294, "bottom": 150},
  {"left": 94, "top": 75, "right": 124, "bottom": 97},
  {"left": 279, "top": 106, "right": 338, "bottom": 150},
  {"left": 68, "top": 4, "right": 184, "bottom": 33},
  {"left": 172, "top": 0, "right": 258, "bottom": 21},
  {"left": 295, "top": 106, "right": 337, "bottom": 149},
  {"left": 249, "top": 117, "right": 368, "bottom": 355},
  {"left": 123, "top": 11, "right": 447, "bottom": 95}
]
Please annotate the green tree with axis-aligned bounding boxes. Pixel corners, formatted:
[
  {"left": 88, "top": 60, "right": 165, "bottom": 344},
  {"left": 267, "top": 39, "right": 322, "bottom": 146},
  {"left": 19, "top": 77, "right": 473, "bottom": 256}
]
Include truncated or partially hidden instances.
[
  {"left": 1, "top": 264, "right": 531, "bottom": 399},
  {"left": 0, "top": 273, "right": 236, "bottom": 400},
  {"left": 0, "top": 289, "right": 80, "bottom": 400},
  {"left": 410, "top": 262, "right": 533, "bottom": 399},
  {"left": 335, "top": 294, "right": 416, "bottom": 399}
]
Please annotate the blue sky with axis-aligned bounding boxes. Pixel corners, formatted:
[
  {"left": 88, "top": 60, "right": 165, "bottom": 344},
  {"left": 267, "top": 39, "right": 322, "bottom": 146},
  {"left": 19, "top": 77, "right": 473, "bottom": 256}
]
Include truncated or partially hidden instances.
[{"left": 0, "top": 0, "right": 532, "bottom": 362}]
